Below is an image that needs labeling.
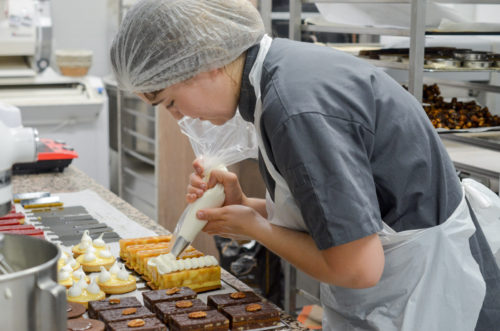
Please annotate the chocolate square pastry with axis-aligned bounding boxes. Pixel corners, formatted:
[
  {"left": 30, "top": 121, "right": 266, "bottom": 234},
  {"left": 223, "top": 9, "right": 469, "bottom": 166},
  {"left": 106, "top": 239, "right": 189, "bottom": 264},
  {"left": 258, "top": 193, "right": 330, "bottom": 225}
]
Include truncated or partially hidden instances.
[
  {"left": 170, "top": 310, "right": 229, "bottom": 331},
  {"left": 88, "top": 297, "right": 142, "bottom": 319},
  {"left": 108, "top": 317, "right": 166, "bottom": 331},
  {"left": 207, "top": 291, "right": 261, "bottom": 311},
  {"left": 142, "top": 287, "right": 196, "bottom": 311},
  {"left": 99, "top": 306, "right": 155, "bottom": 326},
  {"left": 155, "top": 299, "right": 213, "bottom": 325},
  {"left": 221, "top": 302, "right": 280, "bottom": 330}
]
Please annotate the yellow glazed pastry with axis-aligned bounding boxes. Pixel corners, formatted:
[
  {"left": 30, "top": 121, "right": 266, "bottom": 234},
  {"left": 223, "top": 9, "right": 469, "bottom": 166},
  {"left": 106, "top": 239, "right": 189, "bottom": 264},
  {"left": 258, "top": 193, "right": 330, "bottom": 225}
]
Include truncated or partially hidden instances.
[
  {"left": 76, "top": 246, "right": 116, "bottom": 272},
  {"left": 66, "top": 277, "right": 105, "bottom": 309},
  {"left": 97, "top": 263, "right": 137, "bottom": 294}
]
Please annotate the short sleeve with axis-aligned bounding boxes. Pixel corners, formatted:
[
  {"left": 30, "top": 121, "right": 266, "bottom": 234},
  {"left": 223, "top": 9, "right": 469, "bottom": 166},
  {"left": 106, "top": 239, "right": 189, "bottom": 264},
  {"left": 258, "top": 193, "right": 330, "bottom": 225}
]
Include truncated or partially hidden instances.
[{"left": 270, "top": 112, "right": 383, "bottom": 250}]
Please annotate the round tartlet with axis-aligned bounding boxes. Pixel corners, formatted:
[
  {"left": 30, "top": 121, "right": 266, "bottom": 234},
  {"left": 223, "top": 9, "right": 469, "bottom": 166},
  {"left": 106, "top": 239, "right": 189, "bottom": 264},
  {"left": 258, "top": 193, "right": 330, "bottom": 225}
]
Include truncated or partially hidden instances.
[
  {"left": 72, "top": 231, "right": 106, "bottom": 257},
  {"left": 76, "top": 247, "right": 116, "bottom": 272},
  {"left": 66, "top": 278, "right": 105, "bottom": 309},
  {"left": 97, "top": 263, "right": 136, "bottom": 294},
  {"left": 58, "top": 266, "right": 90, "bottom": 288}
]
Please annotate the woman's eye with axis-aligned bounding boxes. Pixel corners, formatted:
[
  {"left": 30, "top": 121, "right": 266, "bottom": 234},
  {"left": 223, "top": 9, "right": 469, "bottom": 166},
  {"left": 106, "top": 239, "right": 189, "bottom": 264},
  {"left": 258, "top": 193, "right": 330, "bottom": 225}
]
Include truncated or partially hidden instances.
[{"left": 166, "top": 100, "right": 175, "bottom": 109}]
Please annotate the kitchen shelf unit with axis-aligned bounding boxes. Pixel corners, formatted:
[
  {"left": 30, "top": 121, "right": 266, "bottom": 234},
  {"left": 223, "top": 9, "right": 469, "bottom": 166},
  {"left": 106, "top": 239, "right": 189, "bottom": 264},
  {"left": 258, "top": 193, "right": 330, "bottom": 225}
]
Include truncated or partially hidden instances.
[
  {"left": 284, "top": 0, "right": 500, "bottom": 316},
  {"left": 112, "top": 0, "right": 158, "bottom": 221}
]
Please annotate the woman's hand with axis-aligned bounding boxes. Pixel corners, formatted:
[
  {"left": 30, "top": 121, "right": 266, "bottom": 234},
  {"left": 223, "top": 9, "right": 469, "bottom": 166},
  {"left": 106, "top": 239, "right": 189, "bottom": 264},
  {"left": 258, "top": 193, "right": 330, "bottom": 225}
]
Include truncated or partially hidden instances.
[
  {"left": 186, "top": 159, "right": 247, "bottom": 207},
  {"left": 196, "top": 204, "right": 266, "bottom": 240}
]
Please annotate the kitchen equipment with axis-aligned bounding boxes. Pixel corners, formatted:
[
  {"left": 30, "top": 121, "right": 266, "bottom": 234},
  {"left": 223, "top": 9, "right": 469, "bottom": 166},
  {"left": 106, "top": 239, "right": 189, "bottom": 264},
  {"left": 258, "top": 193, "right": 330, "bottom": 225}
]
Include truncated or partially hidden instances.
[
  {"left": 463, "top": 60, "right": 493, "bottom": 69},
  {"left": 425, "top": 57, "right": 462, "bottom": 69},
  {"left": 0, "top": 105, "right": 39, "bottom": 216},
  {"left": 0, "top": 233, "right": 66, "bottom": 331},
  {"left": 0, "top": 0, "right": 52, "bottom": 76}
]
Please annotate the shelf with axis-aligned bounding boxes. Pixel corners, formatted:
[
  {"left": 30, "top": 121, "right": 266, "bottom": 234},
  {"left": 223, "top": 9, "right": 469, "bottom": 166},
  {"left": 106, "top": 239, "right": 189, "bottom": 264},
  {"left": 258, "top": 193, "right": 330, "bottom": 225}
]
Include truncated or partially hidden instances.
[
  {"left": 423, "top": 77, "right": 500, "bottom": 94},
  {"left": 123, "top": 146, "right": 155, "bottom": 166},
  {"left": 123, "top": 127, "right": 156, "bottom": 145},
  {"left": 303, "top": 24, "right": 411, "bottom": 36},
  {"left": 364, "top": 59, "right": 500, "bottom": 73},
  {"left": 123, "top": 108, "right": 155, "bottom": 123}
]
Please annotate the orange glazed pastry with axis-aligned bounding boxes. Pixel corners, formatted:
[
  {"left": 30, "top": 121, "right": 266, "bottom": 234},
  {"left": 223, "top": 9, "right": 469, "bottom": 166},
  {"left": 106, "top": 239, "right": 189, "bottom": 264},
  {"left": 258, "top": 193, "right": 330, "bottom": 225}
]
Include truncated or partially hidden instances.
[
  {"left": 147, "top": 254, "right": 221, "bottom": 292},
  {"left": 119, "top": 235, "right": 172, "bottom": 259}
]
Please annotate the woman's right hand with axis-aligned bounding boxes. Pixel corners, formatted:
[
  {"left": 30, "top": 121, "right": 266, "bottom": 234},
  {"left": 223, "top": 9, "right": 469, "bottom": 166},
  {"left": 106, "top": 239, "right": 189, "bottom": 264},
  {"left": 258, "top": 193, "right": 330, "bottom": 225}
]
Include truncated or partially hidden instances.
[{"left": 186, "top": 159, "right": 247, "bottom": 207}]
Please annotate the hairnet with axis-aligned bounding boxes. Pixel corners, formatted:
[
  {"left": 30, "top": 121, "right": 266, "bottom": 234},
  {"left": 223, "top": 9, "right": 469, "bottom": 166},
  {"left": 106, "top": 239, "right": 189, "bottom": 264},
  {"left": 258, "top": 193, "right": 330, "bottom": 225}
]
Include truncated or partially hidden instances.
[{"left": 110, "top": 0, "right": 265, "bottom": 93}]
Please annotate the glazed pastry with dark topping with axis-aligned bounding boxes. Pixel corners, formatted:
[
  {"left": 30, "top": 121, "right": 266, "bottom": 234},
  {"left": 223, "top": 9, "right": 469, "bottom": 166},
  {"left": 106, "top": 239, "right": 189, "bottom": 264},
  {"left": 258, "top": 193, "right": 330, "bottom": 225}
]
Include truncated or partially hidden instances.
[
  {"left": 88, "top": 297, "right": 142, "bottom": 319},
  {"left": 107, "top": 317, "right": 166, "bottom": 331},
  {"left": 170, "top": 310, "right": 229, "bottom": 331},
  {"left": 142, "top": 287, "right": 196, "bottom": 311},
  {"left": 206, "top": 291, "right": 261, "bottom": 311}
]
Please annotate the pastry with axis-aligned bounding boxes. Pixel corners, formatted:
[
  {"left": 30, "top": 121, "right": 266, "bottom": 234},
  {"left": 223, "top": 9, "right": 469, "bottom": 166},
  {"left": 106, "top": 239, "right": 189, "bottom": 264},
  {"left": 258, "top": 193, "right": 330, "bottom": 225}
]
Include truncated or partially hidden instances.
[
  {"left": 108, "top": 317, "right": 167, "bottom": 331},
  {"left": 155, "top": 298, "right": 212, "bottom": 325},
  {"left": 142, "top": 287, "right": 197, "bottom": 312},
  {"left": 67, "top": 277, "right": 106, "bottom": 309},
  {"left": 169, "top": 310, "right": 229, "bottom": 331},
  {"left": 97, "top": 263, "right": 137, "bottom": 294},
  {"left": 137, "top": 247, "right": 203, "bottom": 280},
  {"left": 119, "top": 235, "right": 172, "bottom": 259},
  {"left": 147, "top": 254, "right": 220, "bottom": 292},
  {"left": 220, "top": 302, "right": 280, "bottom": 330},
  {"left": 99, "top": 306, "right": 155, "bottom": 325},
  {"left": 72, "top": 230, "right": 105, "bottom": 257},
  {"left": 58, "top": 266, "right": 90, "bottom": 288},
  {"left": 207, "top": 291, "right": 261, "bottom": 311},
  {"left": 67, "top": 318, "right": 105, "bottom": 331},
  {"left": 67, "top": 302, "right": 86, "bottom": 319},
  {"left": 88, "top": 297, "right": 142, "bottom": 319},
  {"left": 77, "top": 245, "right": 116, "bottom": 272}
]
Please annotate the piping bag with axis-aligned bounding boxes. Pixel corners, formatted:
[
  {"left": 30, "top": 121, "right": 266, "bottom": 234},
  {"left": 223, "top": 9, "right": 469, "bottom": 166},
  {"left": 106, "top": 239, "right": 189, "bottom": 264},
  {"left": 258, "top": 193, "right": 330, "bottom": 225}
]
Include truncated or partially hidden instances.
[{"left": 170, "top": 112, "right": 258, "bottom": 258}]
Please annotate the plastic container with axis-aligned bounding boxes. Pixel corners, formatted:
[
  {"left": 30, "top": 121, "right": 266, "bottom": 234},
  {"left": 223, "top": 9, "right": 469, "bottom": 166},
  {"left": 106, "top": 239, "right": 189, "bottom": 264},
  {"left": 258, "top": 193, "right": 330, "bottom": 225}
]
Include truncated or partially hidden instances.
[{"left": 55, "top": 49, "right": 93, "bottom": 77}]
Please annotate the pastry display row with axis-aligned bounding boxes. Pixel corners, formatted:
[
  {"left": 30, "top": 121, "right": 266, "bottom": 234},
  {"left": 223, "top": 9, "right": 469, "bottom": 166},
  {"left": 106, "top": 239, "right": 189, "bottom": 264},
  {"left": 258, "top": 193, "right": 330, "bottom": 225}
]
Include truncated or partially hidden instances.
[{"left": 359, "top": 47, "right": 500, "bottom": 70}]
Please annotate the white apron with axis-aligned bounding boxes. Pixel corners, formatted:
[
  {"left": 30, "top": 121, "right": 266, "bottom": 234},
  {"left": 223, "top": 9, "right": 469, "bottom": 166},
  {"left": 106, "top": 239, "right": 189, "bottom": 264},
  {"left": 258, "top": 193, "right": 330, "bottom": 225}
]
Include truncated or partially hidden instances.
[{"left": 249, "top": 35, "right": 486, "bottom": 331}]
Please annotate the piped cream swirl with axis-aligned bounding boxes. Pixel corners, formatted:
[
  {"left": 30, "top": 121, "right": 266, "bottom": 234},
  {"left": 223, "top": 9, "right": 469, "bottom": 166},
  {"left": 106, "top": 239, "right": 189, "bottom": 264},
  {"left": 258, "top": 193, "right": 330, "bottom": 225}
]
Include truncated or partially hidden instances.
[{"left": 149, "top": 254, "right": 218, "bottom": 275}]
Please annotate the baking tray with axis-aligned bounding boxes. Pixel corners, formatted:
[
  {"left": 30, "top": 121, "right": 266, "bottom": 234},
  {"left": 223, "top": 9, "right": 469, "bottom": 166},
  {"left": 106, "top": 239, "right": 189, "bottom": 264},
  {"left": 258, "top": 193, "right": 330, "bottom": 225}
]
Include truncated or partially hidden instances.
[
  {"left": 75, "top": 258, "right": 289, "bottom": 330},
  {"left": 436, "top": 126, "right": 500, "bottom": 134}
]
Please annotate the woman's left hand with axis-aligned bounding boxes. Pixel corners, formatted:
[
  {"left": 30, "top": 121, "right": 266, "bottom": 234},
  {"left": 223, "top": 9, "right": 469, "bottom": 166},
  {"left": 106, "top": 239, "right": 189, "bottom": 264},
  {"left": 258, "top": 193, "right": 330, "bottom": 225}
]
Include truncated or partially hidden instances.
[{"left": 196, "top": 204, "right": 266, "bottom": 240}]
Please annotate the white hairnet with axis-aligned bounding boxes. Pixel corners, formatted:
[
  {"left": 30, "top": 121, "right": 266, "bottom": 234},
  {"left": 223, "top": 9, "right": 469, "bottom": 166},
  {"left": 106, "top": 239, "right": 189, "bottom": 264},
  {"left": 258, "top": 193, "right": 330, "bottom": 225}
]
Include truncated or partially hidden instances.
[{"left": 110, "top": 0, "right": 265, "bottom": 93}]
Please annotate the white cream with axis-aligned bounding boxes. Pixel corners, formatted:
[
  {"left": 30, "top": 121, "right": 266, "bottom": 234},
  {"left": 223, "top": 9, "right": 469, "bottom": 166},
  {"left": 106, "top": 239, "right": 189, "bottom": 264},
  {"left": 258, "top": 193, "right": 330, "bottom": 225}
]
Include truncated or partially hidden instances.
[
  {"left": 109, "top": 261, "right": 120, "bottom": 275},
  {"left": 59, "top": 254, "right": 69, "bottom": 265},
  {"left": 68, "top": 257, "right": 78, "bottom": 268},
  {"left": 98, "top": 266, "right": 111, "bottom": 283},
  {"left": 117, "top": 265, "right": 129, "bottom": 281},
  {"left": 155, "top": 255, "right": 218, "bottom": 275},
  {"left": 58, "top": 269, "right": 71, "bottom": 281},
  {"left": 83, "top": 250, "right": 96, "bottom": 262},
  {"left": 87, "top": 278, "right": 101, "bottom": 295},
  {"left": 68, "top": 281, "right": 82, "bottom": 297},
  {"left": 73, "top": 266, "right": 85, "bottom": 280},
  {"left": 77, "top": 275, "right": 88, "bottom": 289},
  {"left": 61, "top": 264, "right": 73, "bottom": 274},
  {"left": 93, "top": 233, "right": 105, "bottom": 248},
  {"left": 79, "top": 240, "right": 91, "bottom": 251},
  {"left": 80, "top": 230, "right": 92, "bottom": 245},
  {"left": 177, "top": 166, "right": 227, "bottom": 242},
  {"left": 99, "top": 248, "right": 112, "bottom": 259}
]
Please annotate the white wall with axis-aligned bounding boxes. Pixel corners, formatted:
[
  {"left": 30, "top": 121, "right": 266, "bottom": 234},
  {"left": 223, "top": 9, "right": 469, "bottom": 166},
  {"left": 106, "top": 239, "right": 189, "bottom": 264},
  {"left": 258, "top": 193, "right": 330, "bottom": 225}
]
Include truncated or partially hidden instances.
[{"left": 50, "top": 0, "right": 120, "bottom": 78}]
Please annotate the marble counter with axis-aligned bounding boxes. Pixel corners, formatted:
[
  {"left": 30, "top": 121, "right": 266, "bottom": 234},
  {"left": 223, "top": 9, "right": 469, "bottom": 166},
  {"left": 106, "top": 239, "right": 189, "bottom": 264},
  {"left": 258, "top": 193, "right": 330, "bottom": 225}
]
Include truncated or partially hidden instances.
[{"left": 12, "top": 166, "right": 307, "bottom": 330}]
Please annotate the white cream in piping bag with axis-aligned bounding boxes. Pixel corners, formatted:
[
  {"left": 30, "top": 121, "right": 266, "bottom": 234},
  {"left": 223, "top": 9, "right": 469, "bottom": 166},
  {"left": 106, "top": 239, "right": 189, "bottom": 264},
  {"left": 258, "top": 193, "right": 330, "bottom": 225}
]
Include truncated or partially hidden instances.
[
  {"left": 177, "top": 165, "right": 227, "bottom": 243},
  {"left": 148, "top": 253, "right": 218, "bottom": 275}
]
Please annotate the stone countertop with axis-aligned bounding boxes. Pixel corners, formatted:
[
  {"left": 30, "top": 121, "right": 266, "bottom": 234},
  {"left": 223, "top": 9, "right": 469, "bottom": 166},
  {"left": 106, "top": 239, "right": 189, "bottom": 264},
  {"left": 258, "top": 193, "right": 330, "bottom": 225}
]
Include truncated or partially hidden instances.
[{"left": 12, "top": 166, "right": 307, "bottom": 330}]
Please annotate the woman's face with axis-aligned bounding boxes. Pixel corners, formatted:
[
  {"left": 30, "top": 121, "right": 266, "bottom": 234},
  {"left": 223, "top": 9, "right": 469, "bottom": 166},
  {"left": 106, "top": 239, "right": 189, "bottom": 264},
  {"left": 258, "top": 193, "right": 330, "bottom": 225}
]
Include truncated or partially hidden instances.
[{"left": 137, "top": 68, "right": 239, "bottom": 125}]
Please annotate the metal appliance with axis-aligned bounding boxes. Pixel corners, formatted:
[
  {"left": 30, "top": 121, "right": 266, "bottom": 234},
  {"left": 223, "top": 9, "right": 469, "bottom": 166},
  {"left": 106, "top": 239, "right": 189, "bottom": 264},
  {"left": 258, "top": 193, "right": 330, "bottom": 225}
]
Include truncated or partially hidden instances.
[
  {"left": 0, "top": 0, "right": 52, "bottom": 76},
  {"left": 0, "top": 233, "right": 66, "bottom": 331},
  {"left": 0, "top": 103, "right": 39, "bottom": 216},
  {"left": 0, "top": 0, "right": 110, "bottom": 188}
]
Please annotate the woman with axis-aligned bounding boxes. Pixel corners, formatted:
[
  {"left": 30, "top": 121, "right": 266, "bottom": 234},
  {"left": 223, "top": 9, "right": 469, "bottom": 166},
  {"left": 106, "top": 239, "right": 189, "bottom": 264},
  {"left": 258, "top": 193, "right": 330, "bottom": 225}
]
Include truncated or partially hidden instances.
[{"left": 110, "top": 0, "right": 500, "bottom": 329}]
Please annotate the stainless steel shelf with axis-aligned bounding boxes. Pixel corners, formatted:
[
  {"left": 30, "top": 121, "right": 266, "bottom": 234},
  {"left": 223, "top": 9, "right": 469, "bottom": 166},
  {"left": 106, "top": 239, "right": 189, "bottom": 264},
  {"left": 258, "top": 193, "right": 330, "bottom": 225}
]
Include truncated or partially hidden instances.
[
  {"left": 123, "top": 127, "right": 156, "bottom": 145},
  {"left": 303, "top": 24, "right": 411, "bottom": 36},
  {"left": 124, "top": 108, "right": 155, "bottom": 123},
  {"left": 123, "top": 166, "right": 156, "bottom": 187},
  {"left": 123, "top": 146, "right": 155, "bottom": 167},
  {"left": 423, "top": 77, "right": 500, "bottom": 94}
]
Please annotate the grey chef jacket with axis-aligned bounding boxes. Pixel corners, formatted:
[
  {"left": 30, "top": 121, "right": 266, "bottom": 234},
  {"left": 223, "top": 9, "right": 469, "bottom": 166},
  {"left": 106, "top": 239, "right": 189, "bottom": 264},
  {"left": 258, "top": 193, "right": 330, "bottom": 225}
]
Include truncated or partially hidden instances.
[{"left": 237, "top": 38, "right": 500, "bottom": 330}]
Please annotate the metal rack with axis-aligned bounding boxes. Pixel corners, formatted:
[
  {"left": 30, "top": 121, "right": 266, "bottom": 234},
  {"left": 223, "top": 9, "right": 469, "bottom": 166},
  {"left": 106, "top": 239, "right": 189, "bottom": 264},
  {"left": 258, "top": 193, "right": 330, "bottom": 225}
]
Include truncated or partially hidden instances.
[
  {"left": 114, "top": 0, "right": 158, "bottom": 221},
  {"left": 283, "top": 0, "right": 500, "bottom": 316}
]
